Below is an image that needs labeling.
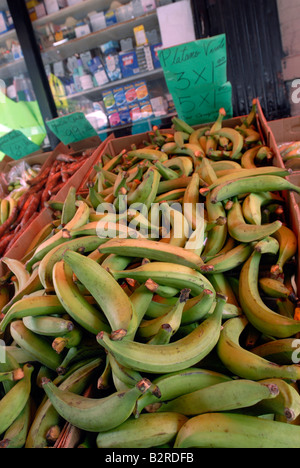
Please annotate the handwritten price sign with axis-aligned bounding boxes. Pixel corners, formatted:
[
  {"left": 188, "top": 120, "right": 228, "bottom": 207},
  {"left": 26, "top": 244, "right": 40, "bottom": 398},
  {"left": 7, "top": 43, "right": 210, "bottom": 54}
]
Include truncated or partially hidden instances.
[
  {"left": 0, "top": 130, "right": 40, "bottom": 160},
  {"left": 158, "top": 34, "right": 233, "bottom": 125},
  {"left": 47, "top": 112, "right": 98, "bottom": 145}
]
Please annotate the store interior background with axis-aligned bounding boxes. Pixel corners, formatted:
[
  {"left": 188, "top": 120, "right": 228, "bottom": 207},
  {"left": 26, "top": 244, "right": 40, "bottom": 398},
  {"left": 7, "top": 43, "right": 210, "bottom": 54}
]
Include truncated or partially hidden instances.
[{"left": 0, "top": 0, "right": 299, "bottom": 153}]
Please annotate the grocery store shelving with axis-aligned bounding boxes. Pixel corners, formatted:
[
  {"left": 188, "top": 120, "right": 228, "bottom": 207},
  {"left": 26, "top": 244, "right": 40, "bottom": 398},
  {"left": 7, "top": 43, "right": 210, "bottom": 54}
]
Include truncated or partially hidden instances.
[
  {"left": 97, "top": 111, "right": 177, "bottom": 136},
  {"left": 40, "top": 11, "right": 159, "bottom": 65},
  {"left": 0, "top": 57, "right": 25, "bottom": 80},
  {"left": 65, "top": 68, "right": 164, "bottom": 101},
  {"left": 32, "top": 0, "right": 129, "bottom": 29},
  {"left": 0, "top": 27, "right": 16, "bottom": 44}
]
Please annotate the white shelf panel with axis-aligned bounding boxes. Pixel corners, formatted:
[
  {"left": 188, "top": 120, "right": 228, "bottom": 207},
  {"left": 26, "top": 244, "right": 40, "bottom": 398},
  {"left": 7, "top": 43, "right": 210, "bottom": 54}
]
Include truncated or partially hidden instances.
[{"left": 41, "top": 11, "right": 159, "bottom": 65}]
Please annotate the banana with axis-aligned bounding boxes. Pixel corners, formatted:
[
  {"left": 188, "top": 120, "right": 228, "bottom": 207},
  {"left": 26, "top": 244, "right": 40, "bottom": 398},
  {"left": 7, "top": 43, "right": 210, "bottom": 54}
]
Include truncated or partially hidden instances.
[
  {"left": 154, "top": 188, "right": 186, "bottom": 203},
  {"left": 227, "top": 198, "right": 282, "bottom": 243},
  {"left": 127, "top": 148, "right": 168, "bottom": 163},
  {"left": 22, "top": 315, "right": 75, "bottom": 337},
  {"left": 201, "top": 192, "right": 228, "bottom": 258},
  {"left": 0, "top": 368, "right": 24, "bottom": 383},
  {"left": 52, "top": 327, "right": 83, "bottom": 354},
  {"left": 25, "top": 201, "right": 91, "bottom": 272},
  {"left": 112, "top": 262, "right": 216, "bottom": 299},
  {"left": 253, "top": 378, "right": 300, "bottom": 422},
  {"left": 23, "top": 222, "right": 57, "bottom": 261},
  {"left": 157, "top": 176, "right": 192, "bottom": 195},
  {"left": 127, "top": 209, "right": 161, "bottom": 239},
  {"left": 152, "top": 379, "right": 279, "bottom": 416},
  {"left": 163, "top": 157, "right": 193, "bottom": 177},
  {"left": 172, "top": 116, "right": 194, "bottom": 135},
  {"left": 96, "top": 412, "right": 188, "bottom": 448},
  {"left": 154, "top": 160, "right": 179, "bottom": 180},
  {"left": 251, "top": 338, "right": 297, "bottom": 365},
  {"left": 147, "top": 323, "right": 173, "bottom": 345},
  {"left": 189, "top": 127, "right": 210, "bottom": 148},
  {"left": 145, "top": 292, "right": 240, "bottom": 323},
  {"left": 209, "top": 174, "right": 299, "bottom": 205},
  {"left": 10, "top": 320, "right": 64, "bottom": 371},
  {"left": 241, "top": 145, "right": 261, "bottom": 169},
  {"left": 96, "top": 294, "right": 226, "bottom": 374},
  {"left": 7, "top": 196, "right": 18, "bottom": 218},
  {"left": 182, "top": 172, "right": 202, "bottom": 231},
  {"left": 1, "top": 346, "right": 35, "bottom": 367},
  {"left": 0, "top": 399, "right": 32, "bottom": 448},
  {"left": 0, "top": 295, "right": 66, "bottom": 333},
  {"left": 259, "top": 277, "right": 298, "bottom": 302},
  {"left": 209, "top": 273, "right": 239, "bottom": 307},
  {"left": 1, "top": 257, "right": 30, "bottom": 293},
  {"left": 201, "top": 167, "right": 291, "bottom": 197},
  {"left": 242, "top": 192, "right": 284, "bottom": 226},
  {"left": 216, "top": 316, "right": 300, "bottom": 380},
  {"left": 137, "top": 289, "right": 190, "bottom": 340},
  {"left": 0, "top": 363, "right": 34, "bottom": 437},
  {"left": 198, "top": 157, "right": 218, "bottom": 185},
  {"left": 41, "top": 377, "right": 152, "bottom": 433},
  {"left": 2, "top": 269, "right": 43, "bottom": 314},
  {"left": 108, "top": 353, "right": 144, "bottom": 391},
  {"left": 239, "top": 240, "right": 300, "bottom": 338},
  {"left": 270, "top": 225, "right": 298, "bottom": 276},
  {"left": 160, "top": 202, "right": 190, "bottom": 248},
  {"left": 99, "top": 238, "right": 205, "bottom": 271},
  {"left": 173, "top": 412, "right": 300, "bottom": 448},
  {"left": 203, "top": 242, "right": 253, "bottom": 274},
  {"left": 127, "top": 167, "right": 161, "bottom": 210},
  {"left": 1, "top": 198, "right": 9, "bottom": 225},
  {"left": 209, "top": 127, "right": 244, "bottom": 159},
  {"left": 145, "top": 280, "right": 179, "bottom": 299},
  {"left": 38, "top": 235, "right": 110, "bottom": 291},
  {"left": 135, "top": 367, "right": 231, "bottom": 416},
  {"left": 210, "top": 160, "right": 242, "bottom": 173},
  {"left": 25, "top": 358, "right": 102, "bottom": 448},
  {"left": 53, "top": 260, "right": 111, "bottom": 336},
  {"left": 61, "top": 186, "right": 77, "bottom": 226},
  {"left": 62, "top": 250, "right": 134, "bottom": 332}
]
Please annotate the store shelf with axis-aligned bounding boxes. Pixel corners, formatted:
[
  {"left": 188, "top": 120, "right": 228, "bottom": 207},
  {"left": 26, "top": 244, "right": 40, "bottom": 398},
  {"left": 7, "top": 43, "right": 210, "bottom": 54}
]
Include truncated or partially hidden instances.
[
  {"left": 32, "top": 0, "right": 129, "bottom": 29},
  {"left": 0, "top": 57, "right": 25, "bottom": 80},
  {"left": 97, "top": 111, "right": 177, "bottom": 136},
  {"left": 65, "top": 68, "right": 165, "bottom": 101},
  {"left": 40, "top": 11, "right": 159, "bottom": 65},
  {"left": 0, "top": 28, "right": 16, "bottom": 44}
]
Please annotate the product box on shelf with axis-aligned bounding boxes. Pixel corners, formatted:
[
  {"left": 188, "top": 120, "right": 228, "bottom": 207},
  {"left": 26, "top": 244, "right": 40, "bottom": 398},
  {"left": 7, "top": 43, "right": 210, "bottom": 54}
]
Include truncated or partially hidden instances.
[{"left": 119, "top": 50, "right": 140, "bottom": 78}]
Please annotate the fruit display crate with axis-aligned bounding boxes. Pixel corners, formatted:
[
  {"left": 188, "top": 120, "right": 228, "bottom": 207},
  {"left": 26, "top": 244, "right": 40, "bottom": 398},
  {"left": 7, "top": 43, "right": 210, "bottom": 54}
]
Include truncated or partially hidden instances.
[
  {"left": 2, "top": 98, "right": 300, "bottom": 449},
  {"left": 0, "top": 135, "right": 110, "bottom": 277},
  {"left": 265, "top": 112, "right": 300, "bottom": 292},
  {"left": 49, "top": 101, "right": 300, "bottom": 449}
]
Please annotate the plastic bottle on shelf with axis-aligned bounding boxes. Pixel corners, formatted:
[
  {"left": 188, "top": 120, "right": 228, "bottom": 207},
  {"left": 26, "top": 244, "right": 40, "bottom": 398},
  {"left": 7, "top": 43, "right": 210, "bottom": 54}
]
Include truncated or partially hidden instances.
[{"left": 132, "top": 0, "right": 144, "bottom": 17}]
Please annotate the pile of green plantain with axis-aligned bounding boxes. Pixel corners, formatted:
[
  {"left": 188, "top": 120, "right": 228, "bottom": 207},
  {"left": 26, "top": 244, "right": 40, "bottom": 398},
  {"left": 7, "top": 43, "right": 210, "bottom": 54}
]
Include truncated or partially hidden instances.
[{"left": 2, "top": 100, "right": 300, "bottom": 448}]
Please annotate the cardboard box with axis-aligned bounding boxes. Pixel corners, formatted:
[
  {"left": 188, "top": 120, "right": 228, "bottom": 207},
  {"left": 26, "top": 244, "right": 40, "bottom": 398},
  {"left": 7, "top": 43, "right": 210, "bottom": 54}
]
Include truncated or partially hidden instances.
[{"left": 0, "top": 136, "right": 107, "bottom": 276}]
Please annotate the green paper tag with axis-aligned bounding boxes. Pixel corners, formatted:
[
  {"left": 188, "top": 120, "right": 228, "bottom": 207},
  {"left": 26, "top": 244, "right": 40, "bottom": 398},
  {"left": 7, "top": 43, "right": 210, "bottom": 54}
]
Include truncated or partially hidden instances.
[
  {"left": 46, "top": 112, "right": 98, "bottom": 145},
  {"left": 172, "top": 82, "right": 233, "bottom": 126},
  {"left": 0, "top": 130, "right": 40, "bottom": 160},
  {"left": 158, "top": 34, "right": 233, "bottom": 125},
  {"left": 158, "top": 34, "right": 228, "bottom": 88}
]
